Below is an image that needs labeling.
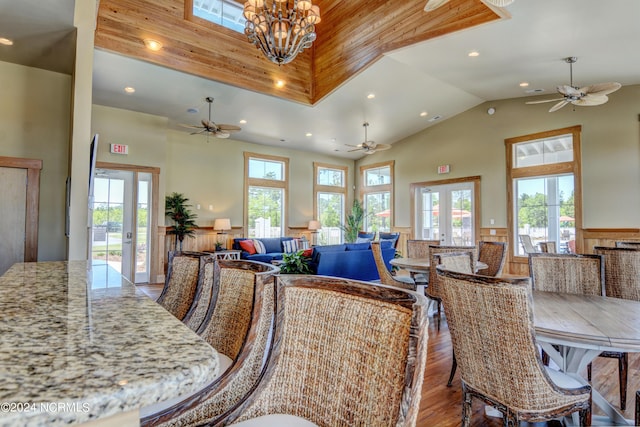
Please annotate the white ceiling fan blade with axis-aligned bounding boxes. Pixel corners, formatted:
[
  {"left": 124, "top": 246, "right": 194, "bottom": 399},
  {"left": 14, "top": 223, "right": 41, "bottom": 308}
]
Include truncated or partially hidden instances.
[
  {"left": 549, "top": 100, "right": 569, "bottom": 112},
  {"left": 572, "top": 95, "right": 608, "bottom": 107},
  {"left": 424, "top": 0, "right": 449, "bottom": 12},
  {"left": 218, "top": 124, "right": 241, "bottom": 133},
  {"left": 557, "top": 85, "right": 581, "bottom": 97},
  {"left": 582, "top": 82, "right": 622, "bottom": 97},
  {"left": 215, "top": 131, "right": 231, "bottom": 139},
  {"left": 526, "top": 98, "right": 565, "bottom": 105},
  {"left": 374, "top": 144, "right": 391, "bottom": 151}
]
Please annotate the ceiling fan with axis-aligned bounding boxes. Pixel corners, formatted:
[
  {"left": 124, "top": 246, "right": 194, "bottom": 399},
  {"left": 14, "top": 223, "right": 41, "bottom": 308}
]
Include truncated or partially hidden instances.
[
  {"left": 346, "top": 122, "right": 391, "bottom": 155},
  {"left": 526, "top": 57, "right": 621, "bottom": 113},
  {"left": 180, "top": 97, "right": 241, "bottom": 139}
]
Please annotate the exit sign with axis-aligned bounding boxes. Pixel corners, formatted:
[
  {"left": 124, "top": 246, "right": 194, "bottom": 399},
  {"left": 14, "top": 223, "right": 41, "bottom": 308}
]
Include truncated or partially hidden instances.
[
  {"left": 437, "top": 164, "right": 450, "bottom": 174},
  {"left": 110, "top": 143, "right": 128, "bottom": 155}
]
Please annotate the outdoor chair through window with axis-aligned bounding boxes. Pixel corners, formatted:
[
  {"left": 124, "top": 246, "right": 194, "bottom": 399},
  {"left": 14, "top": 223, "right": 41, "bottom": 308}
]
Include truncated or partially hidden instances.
[{"left": 519, "top": 234, "right": 538, "bottom": 254}]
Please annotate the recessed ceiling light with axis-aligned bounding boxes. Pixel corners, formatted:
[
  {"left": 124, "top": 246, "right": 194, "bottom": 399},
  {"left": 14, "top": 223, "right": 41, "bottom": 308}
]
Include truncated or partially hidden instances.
[
  {"left": 239, "top": 119, "right": 247, "bottom": 124},
  {"left": 124, "top": 86, "right": 136, "bottom": 94},
  {"left": 275, "top": 80, "right": 285, "bottom": 88},
  {"left": 420, "top": 111, "right": 428, "bottom": 117},
  {"left": 0, "top": 37, "right": 13, "bottom": 46},
  {"left": 468, "top": 51, "right": 480, "bottom": 57},
  {"left": 367, "top": 93, "right": 375, "bottom": 99},
  {"left": 143, "top": 39, "right": 163, "bottom": 51},
  {"left": 519, "top": 82, "right": 530, "bottom": 87},
  {"left": 305, "top": 132, "right": 312, "bottom": 137}
]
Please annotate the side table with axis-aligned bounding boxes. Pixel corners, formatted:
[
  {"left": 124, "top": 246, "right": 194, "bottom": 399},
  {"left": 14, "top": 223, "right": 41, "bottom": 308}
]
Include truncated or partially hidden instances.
[{"left": 207, "top": 250, "right": 242, "bottom": 260}]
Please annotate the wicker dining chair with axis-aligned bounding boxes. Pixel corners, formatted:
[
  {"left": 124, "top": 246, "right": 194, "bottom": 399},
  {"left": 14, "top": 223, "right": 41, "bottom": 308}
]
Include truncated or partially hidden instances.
[
  {"left": 157, "top": 251, "right": 209, "bottom": 321},
  {"left": 528, "top": 253, "right": 604, "bottom": 296},
  {"left": 590, "top": 246, "right": 640, "bottom": 410},
  {"left": 142, "top": 260, "right": 280, "bottom": 427},
  {"left": 215, "top": 274, "right": 429, "bottom": 427},
  {"left": 427, "top": 245, "right": 476, "bottom": 330},
  {"left": 371, "top": 241, "right": 415, "bottom": 290},
  {"left": 476, "top": 241, "right": 507, "bottom": 277},
  {"left": 182, "top": 254, "right": 216, "bottom": 331},
  {"left": 437, "top": 268, "right": 592, "bottom": 426},
  {"left": 616, "top": 241, "right": 640, "bottom": 249},
  {"left": 406, "top": 239, "right": 440, "bottom": 284}
]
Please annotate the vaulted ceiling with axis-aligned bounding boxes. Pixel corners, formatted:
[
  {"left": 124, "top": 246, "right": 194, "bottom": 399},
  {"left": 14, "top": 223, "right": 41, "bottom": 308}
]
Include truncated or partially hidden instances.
[{"left": 94, "top": 0, "right": 502, "bottom": 105}]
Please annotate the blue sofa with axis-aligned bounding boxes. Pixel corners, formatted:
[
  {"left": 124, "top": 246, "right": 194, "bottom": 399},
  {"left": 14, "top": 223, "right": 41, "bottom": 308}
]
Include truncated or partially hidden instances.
[
  {"left": 232, "top": 237, "right": 295, "bottom": 263},
  {"left": 310, "top": 241, "right": 396, "bottom": 281}
]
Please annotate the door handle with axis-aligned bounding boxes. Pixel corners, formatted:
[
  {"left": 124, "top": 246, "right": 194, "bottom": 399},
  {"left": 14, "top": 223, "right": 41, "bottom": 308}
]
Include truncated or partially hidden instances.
[{"left": 126, "top": 231, "right": 133, "bottom": 239}]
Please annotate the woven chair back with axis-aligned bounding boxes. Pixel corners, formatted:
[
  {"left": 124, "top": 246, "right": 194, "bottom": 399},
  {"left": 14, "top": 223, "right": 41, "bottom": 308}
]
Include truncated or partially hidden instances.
[
  {"left": 224, "top": 275, "right": 429, "bottom": 427},
  {"left": 437, "top": 269, "right": 591, "bottom": 415},
  {"left": 183, "top": 255, "right": 217, "bottom": 331},
  {"left": 371, "top": 241, "right": 414, "bottom": 290},
  {"left": 406, "top": 239, "right": 440, "bottom": 258},
  {"left": 477, "top": 241, "right": 507, "bottom": 277},
  {"left": 157, "top": 251, "right": 208, "bottom": 320},
  {"left": 528, "top": 253, "right": 604, "bottom": 296},
  {"left": 141, "top": 259, "right": 280, "bottom": 426},
  {"left": 428, "top": 245, "right": 476, "bottom": 299},
  {"left": 616, "top": 241, "right": 640, "bottom": 249},
  {"left": 594, "top": 246, "right": 640, "bottom": 301}
]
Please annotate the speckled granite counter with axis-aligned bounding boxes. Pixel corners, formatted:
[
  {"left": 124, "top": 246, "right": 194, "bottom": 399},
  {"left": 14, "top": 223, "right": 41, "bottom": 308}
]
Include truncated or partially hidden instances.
[{"left": 0, "top": 261, "right": 220, "bottom": 427}]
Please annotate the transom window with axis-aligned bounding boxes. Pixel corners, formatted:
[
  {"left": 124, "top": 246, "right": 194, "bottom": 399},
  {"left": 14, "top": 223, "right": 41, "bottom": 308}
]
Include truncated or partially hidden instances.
[
  {"left": 314, "top": 163, "right": 347, "bottom": 245},
  {"left": 506, "top": 126, "right": 582, "bottom": 258},
  {"left": 192, "top": 0, "right": 246, "bottom": 33},
  {"left": 245, "top": 153, "right": 289, "bottom": 238},
  {"left": 361, "top": 161, "right": 394, "bottom": 232}
]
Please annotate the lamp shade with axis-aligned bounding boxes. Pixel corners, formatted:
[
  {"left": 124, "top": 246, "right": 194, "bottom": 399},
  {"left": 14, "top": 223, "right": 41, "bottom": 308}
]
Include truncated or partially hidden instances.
[
  {"left": 214, "top": 218, "right": 231, "bottom": 231},
  {"left": 308, "top": 220, "right": 321, "bottom": 230}
]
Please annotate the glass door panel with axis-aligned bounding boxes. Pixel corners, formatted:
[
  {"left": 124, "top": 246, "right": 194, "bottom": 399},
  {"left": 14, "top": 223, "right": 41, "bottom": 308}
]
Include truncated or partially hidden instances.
[{"left": 416, "top": 182, "right": 475, "bottom": 245}]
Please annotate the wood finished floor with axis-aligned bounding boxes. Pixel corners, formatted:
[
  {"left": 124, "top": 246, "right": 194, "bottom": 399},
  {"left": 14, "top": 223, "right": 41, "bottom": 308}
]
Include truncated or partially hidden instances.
[{"left": 137, "top": 283, "right": 640, "bottom": 426}]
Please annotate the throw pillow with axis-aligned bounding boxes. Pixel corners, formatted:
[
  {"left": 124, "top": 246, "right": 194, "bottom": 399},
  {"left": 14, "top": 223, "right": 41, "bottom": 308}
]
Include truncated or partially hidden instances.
[
  {"left": 302, "top": 248, "right": 313, "bottom": 257},
  {"left": 356, "top": 236, "right": 372, "bottom": 244},
  {"left": 282, "top": 239, "right": 299, "bottom": 253},
  {"left": 296, "top": 238, "right": 310, "bottom": 250},
  {"left": 239, "top": 239, "right": 257, "bottom": 255},
  {"left": 253, "top": 239, "right": 267, "bottom": 254}
]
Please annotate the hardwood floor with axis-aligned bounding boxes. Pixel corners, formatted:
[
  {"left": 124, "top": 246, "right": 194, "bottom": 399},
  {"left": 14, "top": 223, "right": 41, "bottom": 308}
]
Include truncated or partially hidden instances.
[{"left": 137, "top": 283, "right": 639, "bottom": 426}]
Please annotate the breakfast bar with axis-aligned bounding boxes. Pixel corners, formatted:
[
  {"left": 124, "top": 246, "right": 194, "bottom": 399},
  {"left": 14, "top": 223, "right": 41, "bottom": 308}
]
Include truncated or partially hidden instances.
[{"left": 0, "top": 261, "right": 221, "bottom": 427}]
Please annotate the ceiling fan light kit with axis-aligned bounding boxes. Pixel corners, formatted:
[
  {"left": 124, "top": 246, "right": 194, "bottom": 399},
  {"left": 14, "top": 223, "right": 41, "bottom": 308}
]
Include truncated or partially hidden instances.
[
  {"left": 526, "top": 56, "right": 622, "bottom": 112},
  {"left": 180, "top": 97, "right": 241, "bottom": 140},
  {"left": 243, "top": 0, "right": 321, "bottom": 65}
]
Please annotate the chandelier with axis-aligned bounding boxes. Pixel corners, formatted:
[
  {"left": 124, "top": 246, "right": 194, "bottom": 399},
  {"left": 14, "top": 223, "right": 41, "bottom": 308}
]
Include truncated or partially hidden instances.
[{"left": 243, "top": 0, "right": 321, "bottom": 65}]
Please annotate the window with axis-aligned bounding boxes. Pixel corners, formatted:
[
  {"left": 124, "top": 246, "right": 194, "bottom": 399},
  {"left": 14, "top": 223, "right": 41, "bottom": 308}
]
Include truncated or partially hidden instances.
[
  {"left": 360, "top": 161, "right": 394, "bottom": 232},
  {"left": 506, "top": 126, "right": 582, "bottom": 257},
  {"left": 314, "top": 163, "right": 347, "bottom": 245},
  {"left": 245, "top": 153, "right": 288, "bottom": 238},
  {"left": 192, "top": 0, "right": 246, "bottom": 33}
]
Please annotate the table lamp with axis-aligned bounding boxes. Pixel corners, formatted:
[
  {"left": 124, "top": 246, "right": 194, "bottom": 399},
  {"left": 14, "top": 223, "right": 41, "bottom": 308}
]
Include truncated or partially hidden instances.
[
  {"left": 308, "top": 220, "right": 321, "bottom": 246},
  {"left": 214, "top": 218, "right": 231, "bottom": 250}
]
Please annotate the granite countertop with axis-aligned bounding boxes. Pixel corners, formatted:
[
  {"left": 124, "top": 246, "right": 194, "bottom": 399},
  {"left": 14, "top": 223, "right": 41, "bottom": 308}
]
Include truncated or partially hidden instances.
[{"left": 0, "top": 261, "right": 220, "bottom": 427}]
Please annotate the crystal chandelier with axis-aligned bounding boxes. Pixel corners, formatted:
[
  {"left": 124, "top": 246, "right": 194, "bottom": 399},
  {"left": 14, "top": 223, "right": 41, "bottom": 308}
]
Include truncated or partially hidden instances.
[{"left": 243, "top": 0, "right": 321, "bottom": 65}]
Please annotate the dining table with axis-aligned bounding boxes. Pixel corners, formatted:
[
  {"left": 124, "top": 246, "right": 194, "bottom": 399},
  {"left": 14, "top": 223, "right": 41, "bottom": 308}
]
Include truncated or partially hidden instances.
[
  {"left": 389, "top": 257, "right": 488, "bottom": 275},
  {"left": 533, "top": 290, "right": 640, "bottom": 426},
  {"left": 0, "top": 260, "right": 222, "bottom": 427}
]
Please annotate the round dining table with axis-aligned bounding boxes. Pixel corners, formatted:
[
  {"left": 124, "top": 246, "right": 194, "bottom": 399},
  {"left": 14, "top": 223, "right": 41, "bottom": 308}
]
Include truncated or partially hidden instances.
[
  {"left": 390, "top": 257, "right": 488, "bottom": 274},
  {"left": 533, "top": 290, "right": 640, "bottom": 426}
]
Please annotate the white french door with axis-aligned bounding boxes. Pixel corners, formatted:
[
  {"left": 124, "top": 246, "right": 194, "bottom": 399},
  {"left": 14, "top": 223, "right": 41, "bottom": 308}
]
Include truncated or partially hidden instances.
[
  {"left": 415, "top": 182, "right": 475, "bottom": 245},
  {"left": 91, "top": 169, "right": 151, "bottom": 284}
]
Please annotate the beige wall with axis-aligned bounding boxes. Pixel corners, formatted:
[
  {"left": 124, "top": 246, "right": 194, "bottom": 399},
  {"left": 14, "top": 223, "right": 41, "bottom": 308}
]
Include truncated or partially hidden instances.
[
  {"left": 91, "top": 106, "right": 355, "bottom": 230},
  {"left": 357, "top": 84, "right": 640, "bottom": 229},
  {"left": 0, "top": 61, "right": 72, "bottom": 262}
]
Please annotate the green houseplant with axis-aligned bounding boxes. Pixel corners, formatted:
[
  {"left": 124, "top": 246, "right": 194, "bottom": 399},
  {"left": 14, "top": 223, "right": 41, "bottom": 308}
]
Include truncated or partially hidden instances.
[
  {"left": 278, "top": 250, "right": 312, "bottom": 274},
  {"left": 340, "top": 199, "right": 366, "bottom": 243},
  {"left": 165, "top": 192, "right": 199, "bottom": 251}
]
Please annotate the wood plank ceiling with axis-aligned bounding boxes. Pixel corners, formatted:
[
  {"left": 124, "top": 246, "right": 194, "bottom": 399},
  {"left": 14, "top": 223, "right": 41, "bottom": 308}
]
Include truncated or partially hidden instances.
[{"left": 95, "top": 0, "right": 501, "bottom": 105}]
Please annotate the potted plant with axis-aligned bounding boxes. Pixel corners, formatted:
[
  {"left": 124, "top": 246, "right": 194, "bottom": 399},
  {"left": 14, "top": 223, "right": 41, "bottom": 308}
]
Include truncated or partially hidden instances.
[
  {"left": 340, "top": 199, "right": 366, "bottom": 243},
  {"left": 278, "top": 250, "right": 312, "bottom": 274},
  {"left": 165, "top": 192, "right": 198, "bottom": 251}
]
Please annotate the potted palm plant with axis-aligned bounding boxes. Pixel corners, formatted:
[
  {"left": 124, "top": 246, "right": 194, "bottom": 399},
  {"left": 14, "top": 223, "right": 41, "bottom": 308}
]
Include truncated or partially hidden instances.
[
  {"left": 165, "top": 192, "right": 198, "bottom": 251},
  {"left": 340, "top": 199, "right": 366, "bottom": 243}
]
